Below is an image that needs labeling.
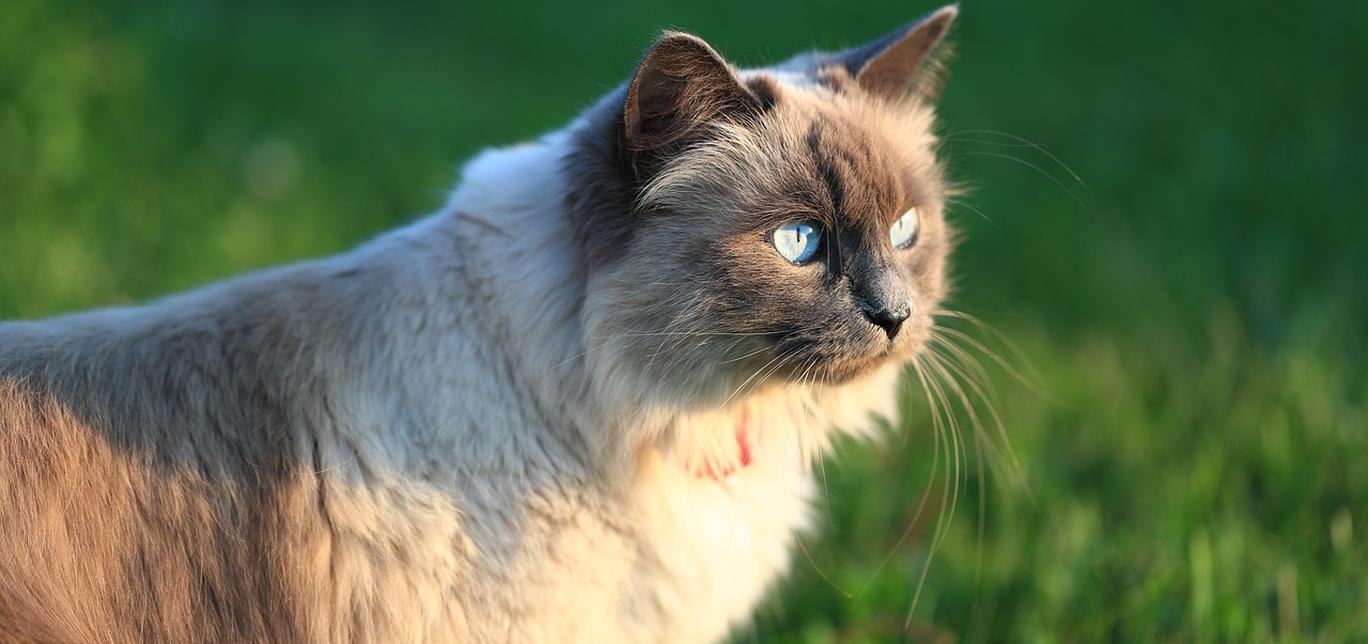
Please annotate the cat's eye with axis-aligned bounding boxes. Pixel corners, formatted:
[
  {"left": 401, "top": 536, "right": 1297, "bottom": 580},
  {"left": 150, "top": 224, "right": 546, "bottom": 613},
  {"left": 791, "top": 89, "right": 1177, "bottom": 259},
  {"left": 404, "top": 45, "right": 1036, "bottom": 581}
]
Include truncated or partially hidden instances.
[
  {"left": 889, "top": 207, "right": 921, "bottom": 249},
  {"left": 771, "top": 221, "right": 823, "bottom": 264}
]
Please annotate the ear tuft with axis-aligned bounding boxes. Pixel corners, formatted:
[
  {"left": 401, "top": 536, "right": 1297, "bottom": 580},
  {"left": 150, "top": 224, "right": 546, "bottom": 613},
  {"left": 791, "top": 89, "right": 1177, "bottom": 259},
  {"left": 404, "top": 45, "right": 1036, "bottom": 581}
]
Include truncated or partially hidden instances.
[
  {"left": 624, "top": 32, "right": 762, "bottom": 151},
  {"left": 835, "top": 5, "right": 959, "bottom": 101}
]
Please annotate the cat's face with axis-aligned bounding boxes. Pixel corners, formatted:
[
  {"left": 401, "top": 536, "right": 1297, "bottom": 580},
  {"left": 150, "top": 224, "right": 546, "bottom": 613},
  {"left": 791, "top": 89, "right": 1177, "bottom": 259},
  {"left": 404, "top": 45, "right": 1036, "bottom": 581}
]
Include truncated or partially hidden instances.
[{"left": 574, "top": 7, "right": 958, "bottom": 397}]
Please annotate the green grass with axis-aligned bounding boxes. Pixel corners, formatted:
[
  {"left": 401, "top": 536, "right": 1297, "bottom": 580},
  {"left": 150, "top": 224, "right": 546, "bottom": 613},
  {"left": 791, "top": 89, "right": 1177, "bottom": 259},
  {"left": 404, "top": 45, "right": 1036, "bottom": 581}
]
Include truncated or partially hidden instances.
[{"left": 2, "top": 1, "right": 1365, "bottom": 641}]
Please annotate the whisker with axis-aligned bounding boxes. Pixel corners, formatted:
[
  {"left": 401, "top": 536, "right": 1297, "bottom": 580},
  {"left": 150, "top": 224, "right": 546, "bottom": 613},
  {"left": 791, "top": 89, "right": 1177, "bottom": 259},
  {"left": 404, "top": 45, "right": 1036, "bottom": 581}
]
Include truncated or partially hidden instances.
[
  {"left": 616, "top": 330, "right": 781, "bottom": 338},
  {"left": 956, "top": 150, "right": 1088, "bottom": 208},
  {"left": 945, "top": 196, "right": 1000, "bottom": 228},
  {"left": 931, "top": 313, "right": 1053, "bottom": 401},
  {"left": 925, "top": 356, "right": 967, "bottom": 556},
  {"left": 944, "top": 128, "right": 1089, "bottom": 189},
  {"left": 858, "top": 359, "right": 944, "bottom": 598},
  {"left": 929, "top": 328, "right": 1036, "bottom": 501},
  {"left": 646, "top": 303, "right": 709, "bottom": 373},
  {"left": 925, "top": 350, "right": 1032, "bottom": 503},
  {"left": 943, "top": 135, "right": 1044, "bottom": 149},
  {"left": 796, "top": 534, "right": 853, "bottom": 600},
  {"left": 972, "top": 410, "right": 986, "bottom": 586},
  {"left": 718, "top": 343, "right": 775, "bottom": 365},
  {"left": 929, "top": 334, "right": 998, "bottom": 401},
  {"left": 905, "top": 355, "right": 961, "bottom": 625}
]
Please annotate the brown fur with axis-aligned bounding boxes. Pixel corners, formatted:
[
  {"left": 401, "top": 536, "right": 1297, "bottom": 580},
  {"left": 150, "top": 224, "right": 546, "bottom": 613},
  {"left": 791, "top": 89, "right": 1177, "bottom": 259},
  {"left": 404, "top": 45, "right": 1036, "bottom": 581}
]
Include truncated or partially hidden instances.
[{"left": 0, "top": 275, "right": 348, "bottom": 641}]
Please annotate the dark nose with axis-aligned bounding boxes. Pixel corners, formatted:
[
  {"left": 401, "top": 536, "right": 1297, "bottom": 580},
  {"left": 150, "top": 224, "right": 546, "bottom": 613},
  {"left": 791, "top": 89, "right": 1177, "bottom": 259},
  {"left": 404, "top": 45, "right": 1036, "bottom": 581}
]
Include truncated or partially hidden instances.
[
  {"left": 859, "top": 301, "right": 911, "bottom": 340},
  {"left": 851, "top": 255, "right": 911, "bottom": 340}
]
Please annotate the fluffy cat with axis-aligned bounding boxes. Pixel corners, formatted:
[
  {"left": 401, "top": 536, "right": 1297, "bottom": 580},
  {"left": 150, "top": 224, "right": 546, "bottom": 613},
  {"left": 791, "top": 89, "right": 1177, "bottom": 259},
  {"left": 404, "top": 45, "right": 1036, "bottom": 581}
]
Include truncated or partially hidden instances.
[{"left": 0, "top": 6, "right": 959, "bottom": 642}]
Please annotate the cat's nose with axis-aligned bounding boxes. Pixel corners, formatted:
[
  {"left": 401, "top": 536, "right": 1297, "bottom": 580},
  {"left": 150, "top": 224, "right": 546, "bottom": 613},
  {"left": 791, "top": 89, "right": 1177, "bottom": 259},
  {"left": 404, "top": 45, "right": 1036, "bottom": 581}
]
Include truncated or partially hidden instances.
[
  {"left": 859, "top": 301, "right": 911, "bottom": 340},
  {"left": 851, "top": 258, "right": 911, "bottom": 340}
]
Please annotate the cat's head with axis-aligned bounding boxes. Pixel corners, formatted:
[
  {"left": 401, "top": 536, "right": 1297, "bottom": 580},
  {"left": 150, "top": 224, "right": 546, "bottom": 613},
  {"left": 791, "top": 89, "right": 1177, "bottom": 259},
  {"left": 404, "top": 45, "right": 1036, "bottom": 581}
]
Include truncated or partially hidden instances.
[{"left": 570, "top": 6, "right": 959, "bottom": 406}]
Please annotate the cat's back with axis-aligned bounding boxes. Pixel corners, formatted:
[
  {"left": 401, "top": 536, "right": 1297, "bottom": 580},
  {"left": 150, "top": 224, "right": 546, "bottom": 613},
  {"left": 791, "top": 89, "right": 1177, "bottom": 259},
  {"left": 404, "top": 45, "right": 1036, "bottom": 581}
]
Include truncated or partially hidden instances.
[
  {"left": 0, "top": 263, "right": 372, "bottom": 642},
  {"left": 0, "top": 260, "right": 350, "bottom": 459}
]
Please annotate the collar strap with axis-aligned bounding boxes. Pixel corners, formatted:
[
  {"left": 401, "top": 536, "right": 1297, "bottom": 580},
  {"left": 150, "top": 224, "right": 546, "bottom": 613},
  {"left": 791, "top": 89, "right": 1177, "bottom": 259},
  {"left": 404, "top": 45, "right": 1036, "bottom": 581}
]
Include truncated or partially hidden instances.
[{"left": 692, "top": 411, "right": 753, "bottom": 480}]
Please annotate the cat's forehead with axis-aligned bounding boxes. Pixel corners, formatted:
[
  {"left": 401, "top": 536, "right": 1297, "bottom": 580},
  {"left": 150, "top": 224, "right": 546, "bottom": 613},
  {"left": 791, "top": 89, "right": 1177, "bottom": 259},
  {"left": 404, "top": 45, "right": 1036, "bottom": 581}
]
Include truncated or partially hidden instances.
[
  {"left": 754, "top": 71, "right": 944, "bottom": 223},
  {"left": 637, "top": 68, "right": 944, "bottom": 233},
  {"left": 759, "top": 67, "right": 939, "bottom": 157}
]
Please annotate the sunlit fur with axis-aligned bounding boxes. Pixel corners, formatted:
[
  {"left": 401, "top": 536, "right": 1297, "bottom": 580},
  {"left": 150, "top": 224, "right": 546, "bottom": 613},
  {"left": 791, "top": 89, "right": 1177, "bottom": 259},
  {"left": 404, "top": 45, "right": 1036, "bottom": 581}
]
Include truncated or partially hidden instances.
[{"left": 0, "top": 11, "right": 962, "bottom": 643}]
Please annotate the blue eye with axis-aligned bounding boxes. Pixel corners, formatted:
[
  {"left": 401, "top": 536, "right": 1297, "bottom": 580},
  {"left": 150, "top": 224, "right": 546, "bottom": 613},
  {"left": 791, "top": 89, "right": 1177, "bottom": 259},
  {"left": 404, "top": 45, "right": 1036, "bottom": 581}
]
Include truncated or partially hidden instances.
[
  {"left": 890, "top": 207, "right": 921, "bottom": 249},
  {"left": 771, "top": 221, "right": 823, "bottom": 264}
]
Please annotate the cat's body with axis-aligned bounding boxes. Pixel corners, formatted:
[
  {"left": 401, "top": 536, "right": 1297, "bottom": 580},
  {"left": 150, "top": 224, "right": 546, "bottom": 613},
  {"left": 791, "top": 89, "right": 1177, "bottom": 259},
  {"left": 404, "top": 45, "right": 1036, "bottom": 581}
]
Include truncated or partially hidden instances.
[{"left": 0, "top": 8, "right": 958, "bottom": 642}]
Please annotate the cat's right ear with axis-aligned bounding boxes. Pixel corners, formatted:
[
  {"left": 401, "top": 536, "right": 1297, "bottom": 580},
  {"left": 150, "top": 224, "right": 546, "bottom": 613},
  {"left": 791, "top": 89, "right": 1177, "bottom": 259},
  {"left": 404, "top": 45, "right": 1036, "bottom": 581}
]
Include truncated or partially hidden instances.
[
  {"left": 623, "top": 32, "right": 763, "bottom": 151},
  {"left": 833, "top": 5, "right": 959, "bottom": 101}
]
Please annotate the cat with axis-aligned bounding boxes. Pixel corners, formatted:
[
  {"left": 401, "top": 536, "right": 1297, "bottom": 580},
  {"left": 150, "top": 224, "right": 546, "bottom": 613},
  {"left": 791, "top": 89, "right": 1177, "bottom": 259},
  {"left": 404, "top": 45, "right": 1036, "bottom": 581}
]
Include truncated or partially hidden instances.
[{"left": 0, "top": 6, "right": 959, "bottom": 642}]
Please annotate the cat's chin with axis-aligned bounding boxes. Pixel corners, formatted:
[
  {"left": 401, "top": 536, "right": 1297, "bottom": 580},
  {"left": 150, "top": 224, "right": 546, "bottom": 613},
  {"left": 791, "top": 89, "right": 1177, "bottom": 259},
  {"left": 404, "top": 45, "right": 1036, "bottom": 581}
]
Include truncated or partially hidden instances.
[{"left": 770, "top": 348, "right": 909, "bottom": 386}]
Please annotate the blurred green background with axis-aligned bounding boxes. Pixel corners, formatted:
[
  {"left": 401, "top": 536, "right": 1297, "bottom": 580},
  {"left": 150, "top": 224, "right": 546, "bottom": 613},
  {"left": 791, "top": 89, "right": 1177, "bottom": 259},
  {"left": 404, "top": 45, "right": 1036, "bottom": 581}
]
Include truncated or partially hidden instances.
[{"left": 2, "top": 0, "right": 1365, "bottom": 641}]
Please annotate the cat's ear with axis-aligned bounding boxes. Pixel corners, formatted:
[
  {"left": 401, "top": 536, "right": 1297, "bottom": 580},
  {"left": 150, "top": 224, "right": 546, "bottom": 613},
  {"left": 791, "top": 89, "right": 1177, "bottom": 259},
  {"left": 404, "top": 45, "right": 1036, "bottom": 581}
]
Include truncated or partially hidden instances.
[
  {"left": 623, "top": 32, "right": 763, "bottom": 151},
  {"left": 835, "top": 5, "right": 958, "bottom": 101}
]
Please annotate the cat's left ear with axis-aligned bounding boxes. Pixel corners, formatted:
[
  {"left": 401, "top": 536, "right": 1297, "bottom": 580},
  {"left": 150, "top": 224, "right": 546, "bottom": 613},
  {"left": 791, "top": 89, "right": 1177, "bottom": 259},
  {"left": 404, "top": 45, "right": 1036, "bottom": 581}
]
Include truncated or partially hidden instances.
[
  {"left": 834, "top": 5, "right": 959, "bottom": 101},
  {"left": 623, "top": 32, "right": 764, "bottom": 151}
]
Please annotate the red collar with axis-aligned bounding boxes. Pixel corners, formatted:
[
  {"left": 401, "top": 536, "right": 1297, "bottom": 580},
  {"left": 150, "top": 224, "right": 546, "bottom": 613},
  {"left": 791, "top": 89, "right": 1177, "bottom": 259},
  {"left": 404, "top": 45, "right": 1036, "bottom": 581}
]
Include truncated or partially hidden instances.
[{"left": 692, "top": 411, "right": 753, "bottom": 480}]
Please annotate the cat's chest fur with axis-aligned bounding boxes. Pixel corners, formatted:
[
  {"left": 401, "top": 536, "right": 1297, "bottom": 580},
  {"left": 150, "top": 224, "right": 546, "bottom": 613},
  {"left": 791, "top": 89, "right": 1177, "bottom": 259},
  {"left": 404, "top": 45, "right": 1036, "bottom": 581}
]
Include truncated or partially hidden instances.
[
  {"left": 622, "top": 418, "right": 819, "bottom": 641},
  {"left": 320, "top": 400, "right": 850, "bottom": 643}
]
